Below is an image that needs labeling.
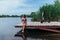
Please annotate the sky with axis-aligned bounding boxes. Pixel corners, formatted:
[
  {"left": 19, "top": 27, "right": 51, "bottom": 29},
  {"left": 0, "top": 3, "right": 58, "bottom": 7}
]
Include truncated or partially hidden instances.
[{"left": 0, "top": 0, "right": 55, "bottom": 15}]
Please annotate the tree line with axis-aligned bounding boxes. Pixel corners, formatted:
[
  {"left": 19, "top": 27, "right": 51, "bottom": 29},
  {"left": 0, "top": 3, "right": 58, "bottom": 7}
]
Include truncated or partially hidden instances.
[{"left": 0, "top": 14, "right": 30, "bottom": 17}]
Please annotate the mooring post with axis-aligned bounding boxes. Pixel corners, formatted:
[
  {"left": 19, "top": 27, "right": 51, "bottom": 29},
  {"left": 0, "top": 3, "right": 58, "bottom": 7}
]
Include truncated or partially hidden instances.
[{"left": 22, "top": 15, "right": 27, "bottom": 33}]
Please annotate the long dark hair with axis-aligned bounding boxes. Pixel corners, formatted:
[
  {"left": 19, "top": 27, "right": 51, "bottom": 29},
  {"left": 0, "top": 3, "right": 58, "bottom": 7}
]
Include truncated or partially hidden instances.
[{"left": 23, "top": 14, "right": 26, "bottom": 18}]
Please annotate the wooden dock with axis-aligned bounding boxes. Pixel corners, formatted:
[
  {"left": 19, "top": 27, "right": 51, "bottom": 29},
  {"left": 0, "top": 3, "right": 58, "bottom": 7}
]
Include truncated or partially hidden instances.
[{"left": 15, "top": 22, "right": 60, "bottom": 33}]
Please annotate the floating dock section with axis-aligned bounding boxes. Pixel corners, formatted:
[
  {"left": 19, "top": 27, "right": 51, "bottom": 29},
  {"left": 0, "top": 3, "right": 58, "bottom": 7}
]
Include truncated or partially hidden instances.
[{"left": 15, "top": 22, "right": 60, "bottom": 33}]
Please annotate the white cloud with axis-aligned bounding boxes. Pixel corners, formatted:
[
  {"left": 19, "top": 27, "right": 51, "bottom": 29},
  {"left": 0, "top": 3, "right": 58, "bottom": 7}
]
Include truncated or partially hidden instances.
[
  {"left": 0, "top": 0, "right": 54, "bottom": 15},
  {"left": 0, "top": 0, "right": 27, "bottom": 15}
]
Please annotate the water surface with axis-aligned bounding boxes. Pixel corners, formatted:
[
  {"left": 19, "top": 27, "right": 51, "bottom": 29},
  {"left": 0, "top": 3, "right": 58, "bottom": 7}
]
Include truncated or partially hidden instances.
[{"left": 0, "top": 17, "right": 60, "bottom": 40}]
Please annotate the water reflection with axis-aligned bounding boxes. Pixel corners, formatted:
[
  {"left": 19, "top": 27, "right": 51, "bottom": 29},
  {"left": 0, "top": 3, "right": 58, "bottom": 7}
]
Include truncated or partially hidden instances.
[
  {"left": 15, "top": 33, "right": 49, "bottom": 40},
  {"left": 22, "top": 33, "right": 27, "bottom": 40},
  {"left": 15, "top": 32, "right": 60, "bottom": 40},
  {"left": 15, "top": 29, "right": 58, "bottom": 40}
]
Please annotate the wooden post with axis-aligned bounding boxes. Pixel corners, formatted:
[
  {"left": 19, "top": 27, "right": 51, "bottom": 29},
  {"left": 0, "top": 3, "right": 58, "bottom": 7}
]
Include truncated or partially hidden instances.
[{"left": 22, "top": 15, "right": 27, "bottom": 33}]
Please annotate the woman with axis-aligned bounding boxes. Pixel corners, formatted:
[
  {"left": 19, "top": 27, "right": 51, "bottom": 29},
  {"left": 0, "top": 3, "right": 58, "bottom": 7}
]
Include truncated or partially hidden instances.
[{"left": 21, "top": 15, "right": 27, "bottom": 33}]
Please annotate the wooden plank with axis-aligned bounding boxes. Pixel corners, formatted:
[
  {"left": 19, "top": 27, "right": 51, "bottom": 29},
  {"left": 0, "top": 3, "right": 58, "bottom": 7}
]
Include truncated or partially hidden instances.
[
  {"left": 15, "top": 22, "right": 60, "bottom": 27},
  {"left": 25, "top": 27, "right": 60, "bottom": 33},
  {"left": 15, "top": 25, "right": 60, "bottom": 28},
  {"left": 38, "top": 28, "right": 60, "bottom": 33}
]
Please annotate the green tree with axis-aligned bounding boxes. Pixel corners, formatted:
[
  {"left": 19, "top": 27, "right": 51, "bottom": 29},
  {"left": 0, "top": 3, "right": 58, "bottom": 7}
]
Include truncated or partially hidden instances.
[
  {"left": 54, "top": 0, "right": 60, "bottom": 20},
  {"left": 31, "top": 12, "right": 37, "bottom": 21},
  {"left": 31, "top": 0, "right": 60, "bottom": 21}
]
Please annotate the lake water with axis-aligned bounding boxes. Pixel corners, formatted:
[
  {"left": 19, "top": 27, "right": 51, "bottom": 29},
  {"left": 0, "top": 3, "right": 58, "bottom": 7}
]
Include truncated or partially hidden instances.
[{"left": 0, "top": 17, "right": 60, "bottom": 40}]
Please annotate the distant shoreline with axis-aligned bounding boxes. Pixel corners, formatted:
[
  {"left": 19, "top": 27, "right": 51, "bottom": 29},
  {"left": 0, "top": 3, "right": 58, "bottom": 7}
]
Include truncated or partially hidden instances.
[
  {"left": 0, "top": 16, "right": 31, "bottom": 18},
  {"left": 0, "top": 15, "right": 31, "bottom": 18}
]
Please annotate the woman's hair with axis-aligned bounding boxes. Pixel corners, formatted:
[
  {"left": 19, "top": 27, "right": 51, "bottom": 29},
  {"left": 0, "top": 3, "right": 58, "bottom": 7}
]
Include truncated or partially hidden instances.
[{"left": 23, "top": 14, "right": 26, "bottom": 18}]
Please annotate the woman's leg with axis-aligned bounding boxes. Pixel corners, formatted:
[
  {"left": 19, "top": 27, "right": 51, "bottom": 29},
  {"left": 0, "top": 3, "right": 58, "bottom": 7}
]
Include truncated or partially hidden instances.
[{"left": 22, "top": 24, "right": 26, "bottom": 33}]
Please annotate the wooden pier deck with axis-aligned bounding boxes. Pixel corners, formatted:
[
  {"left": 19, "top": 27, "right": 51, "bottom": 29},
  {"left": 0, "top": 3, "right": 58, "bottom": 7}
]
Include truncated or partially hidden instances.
[{"left": 15, "top": 22, "right": 60, "bottom": 33}]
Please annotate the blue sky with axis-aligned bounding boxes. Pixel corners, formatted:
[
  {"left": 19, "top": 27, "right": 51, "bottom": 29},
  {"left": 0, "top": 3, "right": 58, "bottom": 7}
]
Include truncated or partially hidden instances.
[{"left": 0, "top": 0, "right": 55, "bottom": 15}]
